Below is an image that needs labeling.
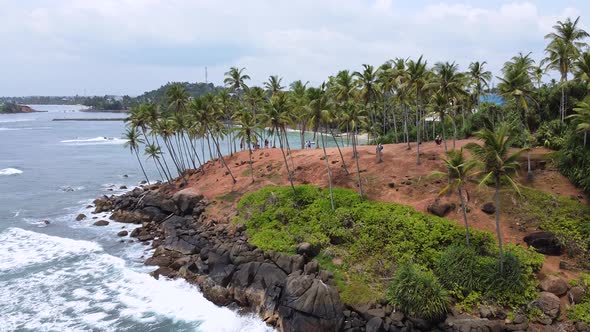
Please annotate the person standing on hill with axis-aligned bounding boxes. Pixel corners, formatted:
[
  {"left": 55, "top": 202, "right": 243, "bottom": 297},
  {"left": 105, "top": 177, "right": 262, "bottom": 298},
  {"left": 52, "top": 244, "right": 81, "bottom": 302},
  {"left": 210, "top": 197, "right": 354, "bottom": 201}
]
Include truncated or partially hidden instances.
[{"left": 376, "top": 143, "right": 384, "bottom": 163}]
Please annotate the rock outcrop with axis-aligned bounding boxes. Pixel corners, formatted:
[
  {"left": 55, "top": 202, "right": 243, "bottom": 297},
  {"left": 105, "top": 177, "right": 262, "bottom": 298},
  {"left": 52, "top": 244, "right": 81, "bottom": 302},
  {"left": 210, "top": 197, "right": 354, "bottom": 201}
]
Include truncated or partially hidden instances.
[{"left": 524, "top": 232, "right": 563, "bottom": 256}]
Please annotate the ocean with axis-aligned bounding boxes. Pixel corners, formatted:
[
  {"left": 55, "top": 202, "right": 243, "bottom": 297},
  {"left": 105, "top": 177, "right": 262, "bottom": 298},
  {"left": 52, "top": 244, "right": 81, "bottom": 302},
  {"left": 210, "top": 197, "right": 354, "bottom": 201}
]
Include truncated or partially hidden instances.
[{"left": 0, "top": 105, "right": 275, "bottom": 332}]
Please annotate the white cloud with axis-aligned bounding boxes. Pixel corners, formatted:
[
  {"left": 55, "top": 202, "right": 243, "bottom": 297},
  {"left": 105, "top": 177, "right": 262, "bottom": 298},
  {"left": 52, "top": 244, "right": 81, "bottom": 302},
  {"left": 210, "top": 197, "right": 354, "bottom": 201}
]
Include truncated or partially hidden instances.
[{"left": 0, "top": 0, "right": 588, "bottom": 95}]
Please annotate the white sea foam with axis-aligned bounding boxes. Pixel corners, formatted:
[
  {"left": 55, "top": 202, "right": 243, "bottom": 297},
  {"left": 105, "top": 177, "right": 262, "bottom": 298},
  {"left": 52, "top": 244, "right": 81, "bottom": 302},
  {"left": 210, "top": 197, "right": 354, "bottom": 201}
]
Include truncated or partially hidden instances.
[
  {"left": 0, "top": 118, "right": 34, "bottom": 123},
  {"left": 0, "top": 127, "right": 47, "bottom": 131},
  {"left": 61, "top": 137, "right": 127, "bottom": 145},
  {"left": 0, "top": 168, "right": 23, "bottom": 176},
  {"left": 0, "top": 228, "right": 274, "bottom": 332}
]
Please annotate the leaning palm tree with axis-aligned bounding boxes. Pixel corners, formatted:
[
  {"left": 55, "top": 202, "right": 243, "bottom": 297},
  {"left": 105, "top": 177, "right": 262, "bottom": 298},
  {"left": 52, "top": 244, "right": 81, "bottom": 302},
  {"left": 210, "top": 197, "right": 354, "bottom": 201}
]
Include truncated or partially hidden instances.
[
  {"left": 569, "top": 99, "right": 590, "bottom": 147},
  {"left": 544, "top": 16, "right": 589, "bottom": 122},
  {"left": 145, "top": 143, "right": 170, "bottom": 183},
  {"left": 432, "top": 149, "right": 478, "bottom": 246},
  {"left": 465, "top": 124, "right": 524, "bottom": 273},
  {"left": 233, "top": 110, "right": 260, "bottom": 182},
  {"left": 340, "top": 101, "right": 368, "bottom": 199},
  {"left": 407, "top": 56, "right": 429, "bottom": 164},
  {"left": 124, "top": 127, "right": 150, "bottom": 185}
]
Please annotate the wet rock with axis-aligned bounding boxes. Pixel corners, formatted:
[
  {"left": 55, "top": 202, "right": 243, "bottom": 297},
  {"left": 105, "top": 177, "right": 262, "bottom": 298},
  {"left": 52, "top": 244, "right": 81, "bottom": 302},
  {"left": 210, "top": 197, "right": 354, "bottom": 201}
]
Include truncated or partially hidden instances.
[
  {"left": 119, "top": 185, "right": 128, "bottom": 190},
  {"left": 481, "top": 202, "right": 496, "bottom": 214},
  {"left": 117, "top": 230, "right": 128, "bottom": 237},
  {"left": 427, "top": 199, "right": 454, "bottom": 217},
  {"left": 539, "top": 275, "right": 569, "bottom": 296},
  {"left": 444, "top": 314, "right": 504, "bottom": 332},
  {"left": 524, "top": 232, "right": 563, "bottom": 255},
  {"left": 93, "top": 220, "right": 109, "bottom": 226},
  {"left": 75, "top": 213, "right": 86, "bottom": 221},
  {"left": 141, "top": 191, "right": 176, "bottom": 214}
]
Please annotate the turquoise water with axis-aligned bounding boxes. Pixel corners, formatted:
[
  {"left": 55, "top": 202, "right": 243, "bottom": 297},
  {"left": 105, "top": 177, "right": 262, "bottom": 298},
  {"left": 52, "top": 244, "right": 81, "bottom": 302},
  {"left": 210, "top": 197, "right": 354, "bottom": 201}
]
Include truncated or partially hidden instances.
[{"left": 0, "top": 105, "right": 274, "bottom": 332}]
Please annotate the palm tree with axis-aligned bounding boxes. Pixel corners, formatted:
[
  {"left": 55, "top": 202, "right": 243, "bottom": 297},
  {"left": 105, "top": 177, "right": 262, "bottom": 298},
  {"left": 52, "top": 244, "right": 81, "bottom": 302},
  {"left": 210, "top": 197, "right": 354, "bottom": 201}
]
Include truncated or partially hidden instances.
[
  {"left": 407, "top": 56, "right": 429, "bottom": 164},
  {"left": 224, "top": 67, "right": 250, "bottom": 93},
  {"left": 289, "top": 80, "right": 310, "bottom": 148},
  {"left": 498, "top": 54, "right": 535, "bottom": 179},
  {"left": 233, "top": 110, "right": 260, "bottom": 182},
  {"left": 264, "top": 75, "right": 285, "bottom": 96},
  {"left": 433, "top": 149, "right": 478, "bottom": 246},
  {"left": 354, "top": 64, "right": 380, "bottom": 132},
  {"left": 340, "top": 101, "right": 367, "bottom": 199},
  {"left": 468, "top": 61, "right": 492, "bottom": 107},
  {"left": 574, "top": 52, "right": 590, "bottom": 89},
  {"left": 433, "top": 61, "right": 467, "bottom": 149},
  {"left": 263, "top": 93, "right": 296, "bottom": 193},
  {"left": 124, "top": 127, "right": 150, "bottom": 185},
  {"left": 569, "top": 99, "right": 590, "bottom": 147},
  {"left": 544, "top": 16, "right": 589, "bottom": 122},
  {"left": 145, "top": 142, "right": 170, "bottom": 182},
  {"left": 465, "top": 124, "right": 524, "bottom": 272}
]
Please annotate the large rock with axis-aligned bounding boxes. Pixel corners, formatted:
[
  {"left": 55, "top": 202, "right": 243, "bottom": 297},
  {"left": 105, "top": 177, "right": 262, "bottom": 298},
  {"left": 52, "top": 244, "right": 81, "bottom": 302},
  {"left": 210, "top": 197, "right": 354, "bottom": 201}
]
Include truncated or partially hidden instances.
[
  {"left": 427, "top": 199, "right": 454, "bottom": 217},
  {"left": 444, "top": 314, "right": 504, "bottom": 332},
  {"left": 524, "top": 232, "right": 563, "bottom": 256},
  {"left": 75, "top": 213, "right": 86, "bottom": 221},
  {"left": 569, "top": 286, "right": 586, "bottom": 304},
  {"left": 539, "top": 275, "right": 569, "bottom": 296},
  {"left": 141, "top": 191, "right": 176, "bottom": 214},
  {"left": 365, "top": 317, "right": 385, "bottom": 332},
  {"left": 93, "top": 220, "right": 109, "bottom": 226},
  {"left": 172, "top": 191, "right": 205, "bottom": 216},
  {"left": 296, "top": 242, "right": 319, "bottom": 258},
  {"left": 481, "top": 202, "right": 496, "bottom": 215},
  {"left": 279, "top": 272, "right": 344, "bottom": 332},
  {"left": 531, "top": 292, "right": 561, "bottom": 320}
]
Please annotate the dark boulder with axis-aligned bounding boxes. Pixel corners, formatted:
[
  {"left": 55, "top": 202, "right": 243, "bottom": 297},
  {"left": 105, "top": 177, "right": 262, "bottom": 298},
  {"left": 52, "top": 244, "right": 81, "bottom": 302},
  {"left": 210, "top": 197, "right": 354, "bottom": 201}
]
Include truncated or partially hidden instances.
[
  {"left": 569, "top": 286, "right": 586, "bottom": 304},
  {"left": 93, "top": 220, "right": 109, "bottom": 226},
  {"left": 427, "top": 199, "right": 454, "bottom": 217},
  {"left": 539, "top": 275, "right": 569, "bottom": 296},
  {"left": 481, "top": 202, "right": 496, "bottom": 214},
  {"left": 141, "top": 191, "right": 176, "bottom": 214},
  {"left": 117, "top": 230, "right": 128, "bottom": 237},
  {"left": 296, "top": 242, "right": 320, "bottom": 258},
  {"left": 279, "top": 272, "right": 344, "bottom": 332},
  {"left": 172, "top": 191, "right": 205, "bottom": 216},
  {"left": 75, "top": 213, "right": 86, "bottom": 221},
  {"left": 524, "top": 232, "right": 563, "bottom": 255},
  {"left": 366, "top": 317, "right": 385, "bottom": 332},
  {"left": 531, "top": 292, "right": 561, "bottom": 320}
]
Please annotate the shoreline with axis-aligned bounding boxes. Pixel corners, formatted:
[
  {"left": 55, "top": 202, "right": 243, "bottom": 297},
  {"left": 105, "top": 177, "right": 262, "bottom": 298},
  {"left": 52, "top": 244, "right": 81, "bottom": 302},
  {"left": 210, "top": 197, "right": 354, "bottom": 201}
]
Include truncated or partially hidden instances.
[{"left": 87, "top": 180, "right": 537, "bottom": 332}]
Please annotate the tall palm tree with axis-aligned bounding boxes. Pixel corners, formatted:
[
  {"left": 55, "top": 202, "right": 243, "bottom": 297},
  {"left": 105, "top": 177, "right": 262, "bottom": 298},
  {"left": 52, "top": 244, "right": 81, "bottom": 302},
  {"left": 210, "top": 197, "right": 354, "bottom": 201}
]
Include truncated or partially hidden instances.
[
  {"left": 264, "top": 75, "right": 285, "bottom": 96},
  {"left": 339, "top": 101, "right": 367, "bottom": 199},
  {"left": 145, "top": 142, "right": 170, "bottom": 182},
  {"left": 574, "top": 52, "right": 590, "bottom": 90},
  {"left": 569, "top": 99, "right": 590, "bottom": 147},
  {"left": 289, "top": 80, "right": 310, "bottom": 148},
  {"left": 468, "top": 61, "right": 492, "bottom": 107},
  {"left": 433, "top": 149, "right": 478, "bottom": 246},
  {"left": 433, "top": 61, "right": 467, "bottom": 149},
  {"left": 263, "top": 93, "right": 296, "bottom": 194},
  {"left": 498, "top": 54, "right": 535, "bottom": 179},
  {"left": 124, "top": 127, "right": 150, "bottom": 185},
  {"left": 354, "top": 64, "right": 380, "bottom": 131},
  {"left": 465, "top": 124, "right": 524, "bottom": 272},
  {"left": 544, "top": 16, "right": 589, "bottom": 122},
  {"left": 224, "top": 67, "right": 250, "bottom": 93},
  {"left": 407, "top": 56, "right": 429, "bottom": 164},
  {"left": 233, "top": 110, "right": 260, "bottom": 182}
]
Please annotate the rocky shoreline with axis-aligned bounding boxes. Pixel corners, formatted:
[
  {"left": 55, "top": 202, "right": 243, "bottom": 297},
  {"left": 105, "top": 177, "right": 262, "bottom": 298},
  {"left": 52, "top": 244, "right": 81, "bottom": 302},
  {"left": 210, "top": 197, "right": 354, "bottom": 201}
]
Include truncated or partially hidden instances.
[{"left": 89, "top": 184, "right": 588, "bottom": 332}]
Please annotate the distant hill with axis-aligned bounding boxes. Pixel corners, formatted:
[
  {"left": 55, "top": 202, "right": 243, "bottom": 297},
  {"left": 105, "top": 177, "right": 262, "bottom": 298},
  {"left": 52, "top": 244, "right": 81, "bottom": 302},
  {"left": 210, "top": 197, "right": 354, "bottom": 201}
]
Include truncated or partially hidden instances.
[
  {"left": 133, "top": 82, "right": 223, "bottom": 105},
  {"left": 0, "top": 103, "right": 43, "bottom": 114}
]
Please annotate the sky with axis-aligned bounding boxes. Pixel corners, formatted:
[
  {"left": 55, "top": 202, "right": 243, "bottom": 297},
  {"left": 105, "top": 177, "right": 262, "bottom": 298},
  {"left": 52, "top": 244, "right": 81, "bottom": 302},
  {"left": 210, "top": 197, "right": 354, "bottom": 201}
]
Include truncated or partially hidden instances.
[{"left": 1, "top": 0, "right": 589, "bottom": 96}]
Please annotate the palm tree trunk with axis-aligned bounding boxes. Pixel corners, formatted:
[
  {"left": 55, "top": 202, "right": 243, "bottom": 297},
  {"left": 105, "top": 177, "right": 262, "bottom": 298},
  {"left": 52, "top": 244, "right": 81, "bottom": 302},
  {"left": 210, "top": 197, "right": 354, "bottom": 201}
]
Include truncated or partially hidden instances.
[
  {"left": 248, "top": 139, "right": 254, "bottom": 183},
  {"left": 416, "top": 101, "right": 421, "bottom": 165},
  {"left": 278, "top": 130, "right": 296, "bottom": 194},
  {"left": 452, "top": 115, "right": 457, "bottom": 149},
  {"left": 561, "top": 85, "right": 565, "bottom": 123},
  {"left": 152, "top": 158, "right": 164, "bottom": 182},
  {"left": 441, "top": 113, "right": 448, "bottom": 153},
  {"left": 494, "top": 175, "right": 504, "bottom": 273},
  {"left": 155, "top": 157, "right": 171, "bottom": 182},
  {"left": 208, "top": 127, "right": 236, "bottom": 183},
  {"left": 154, "top": 136, "right": 174, "bottom": 179},
  {"left": 321, "top": 126, "right": 335, "bottom": 211},
  {"left": 134, "top": 150, "right": 150, "bottom": 185},
  {"left": 392, "top": 105, "right": 399, "bottom": 144},
  {"left": 353, "top": 131, "right": 364, "bottom": 200},
  {"left": 329, "top": 128, "right": 350, "bottom": 175},
  {"left": 458, "top": 185, "right": 470, "bottom": 246},
  {"left": 403, "top": 104, "right": 410, "bottom": 149},
  {"left": 283, "top": 127, "right": 296, "bottom": 173},
  {"left": 584, "top": 131, "right": 587, "bottom": 147}
]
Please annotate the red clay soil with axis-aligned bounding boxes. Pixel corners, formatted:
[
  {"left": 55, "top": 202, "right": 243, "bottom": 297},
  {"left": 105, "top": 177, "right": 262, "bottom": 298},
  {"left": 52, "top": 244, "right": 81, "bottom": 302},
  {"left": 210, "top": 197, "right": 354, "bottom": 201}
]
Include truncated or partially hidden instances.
[{"left": 174, "top": 139, "right": 588, "bottom": 280}]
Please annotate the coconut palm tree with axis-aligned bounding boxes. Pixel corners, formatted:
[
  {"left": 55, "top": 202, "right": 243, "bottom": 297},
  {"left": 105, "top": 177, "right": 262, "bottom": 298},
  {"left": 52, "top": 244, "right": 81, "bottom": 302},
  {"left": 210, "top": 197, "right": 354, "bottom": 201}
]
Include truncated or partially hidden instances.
[
  {"left": 289, "top": 80, "right": 310, "bottom": 148},
  {"left": 468, "top": 61, "right": 492, "bottom": 107},
  {"left": 574, "top": 52, "right": 590, "bottom": 89},
  {"left": 224, "top": 67, "right": 250, "bottom": 93},
  {"left": 233, "top": 110, "right": 260, "bottom": 182},
  {"left": 433, "top": 61, "right": 467, "bottom": 149},
  {"left": 465, "top": 124, "right": 524, "bottom": 272},
  {"left": 340, "top": 101, "right": 368, "bottom": 199},
  {"left": 544, "top": 16, "right": 589, "bottom": 122},
  {"left": 407, "top": 56, "right": 429, "bottom": 164},
  {"left": 264, "top": 75, "right": 285, "bottom": 97},
  {"left": 145, "top": 142, "right": 170, "bottom": 182},
  {"left": 124, "top": 127, "right": 150, "bottom": 185},
  {"left": 262, "top": 93, "right": 296, "bottom": 193},
  {"left": 569, "top": 99, "right": 590, "bottom": 147},
  {"left": 432, "top": 149, "right": 478, "bottom": 246}
]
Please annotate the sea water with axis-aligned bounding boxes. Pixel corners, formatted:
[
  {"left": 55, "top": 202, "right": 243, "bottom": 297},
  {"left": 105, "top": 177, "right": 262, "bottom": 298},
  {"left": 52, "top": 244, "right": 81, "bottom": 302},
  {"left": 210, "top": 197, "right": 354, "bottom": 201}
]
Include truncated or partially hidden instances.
[{"left": 0, "top": 105, "right": 274, "bottom": 332}]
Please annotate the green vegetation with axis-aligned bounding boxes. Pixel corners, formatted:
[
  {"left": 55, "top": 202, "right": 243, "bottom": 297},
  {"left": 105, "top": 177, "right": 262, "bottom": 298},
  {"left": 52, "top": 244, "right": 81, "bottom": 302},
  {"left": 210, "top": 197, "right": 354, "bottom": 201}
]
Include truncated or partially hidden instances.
[
  {"left": 386, "top": 262, "right": 449, "bottom": 320},
  {"left": 236, "top": 185, "right": 543, "bottom": 310},
  {"left": 0, "top": 102, "right": 22, "bottom": 113},
  {"left": 505, "top": 187, "right": 590, "bottom": 266},
  {"left": 568, "top": 274, "right": 590, "bottom": 323}
]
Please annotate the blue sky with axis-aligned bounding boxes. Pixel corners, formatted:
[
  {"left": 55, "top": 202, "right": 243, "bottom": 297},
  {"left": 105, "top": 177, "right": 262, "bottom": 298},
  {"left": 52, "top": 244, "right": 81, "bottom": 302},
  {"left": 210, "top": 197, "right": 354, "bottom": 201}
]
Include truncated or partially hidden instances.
[{"left": 1, "top": 0, "right": 589, "bottom": 96}]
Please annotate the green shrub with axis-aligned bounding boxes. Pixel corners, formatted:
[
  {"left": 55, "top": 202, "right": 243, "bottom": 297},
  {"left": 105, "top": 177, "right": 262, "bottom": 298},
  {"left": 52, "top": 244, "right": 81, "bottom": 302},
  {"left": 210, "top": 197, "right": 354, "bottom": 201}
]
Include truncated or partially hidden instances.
[
  {"left": 436, "top": 245, "right": 483, "bottom": 295},
  {"left": 535, "top": 119, "right": 568, "bottom": 150},
  {"left": 387, "top": 262, "right": 449, "bottom": 321},
  {"left": 569, "top": 302, "right": 590, "bottom": 324}
]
